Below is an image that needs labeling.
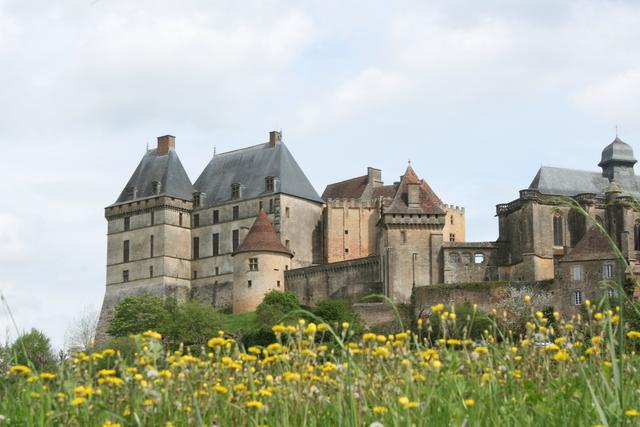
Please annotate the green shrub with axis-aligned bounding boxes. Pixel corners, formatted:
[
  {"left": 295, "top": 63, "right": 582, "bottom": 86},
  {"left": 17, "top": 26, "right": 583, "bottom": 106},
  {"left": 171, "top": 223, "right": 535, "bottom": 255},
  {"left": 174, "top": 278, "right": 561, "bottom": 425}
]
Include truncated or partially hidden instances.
[
  {"left": 425, "top": 304, "right": 496, "bottom": 341},
  {"left": 312, "top": 299, "right": 363, "bottom": 334},
  {"left": 107, "top": 294, "right": 170, "bottom": 337},
  {"left": 165, "top": 302, "right": 224, "bottom": 349},
  {"left": 255, "top": 291, "right": 301, "bottom": 326}
]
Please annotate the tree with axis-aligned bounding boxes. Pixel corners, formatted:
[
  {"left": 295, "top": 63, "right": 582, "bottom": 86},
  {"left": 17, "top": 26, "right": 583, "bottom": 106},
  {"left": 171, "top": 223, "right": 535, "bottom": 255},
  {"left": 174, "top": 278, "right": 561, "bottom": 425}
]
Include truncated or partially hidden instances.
[
  {"left": 107, "top": 294, "right": 169, "bottom": 337},
  {"left": 10, "top": 329, "right": 56, "bottom": 371},
  {"left": 64, "top": 306, "right": 99, "bottom": 353},
  {"left": 496, "top": 285, "right": 553, "bottom": 337},
  {"left": 255, "top": 290, "right": 300, "bottom": 326},
  {"left": 165, "top": 302, "right": 224, "bottom": 348}
]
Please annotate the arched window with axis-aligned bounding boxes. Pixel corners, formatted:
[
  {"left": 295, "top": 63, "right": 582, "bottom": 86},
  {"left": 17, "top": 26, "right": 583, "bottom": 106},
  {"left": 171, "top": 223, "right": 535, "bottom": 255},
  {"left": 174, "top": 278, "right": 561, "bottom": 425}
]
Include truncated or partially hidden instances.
[
  {"left": 553, "top": 213, "right": 564, "bottom": 247},
  {"left": 634, "top": 221, "right": 640, "bottom": 251},
  {"left": 449, "top": 253, "right": 460, "bottom": 263}
]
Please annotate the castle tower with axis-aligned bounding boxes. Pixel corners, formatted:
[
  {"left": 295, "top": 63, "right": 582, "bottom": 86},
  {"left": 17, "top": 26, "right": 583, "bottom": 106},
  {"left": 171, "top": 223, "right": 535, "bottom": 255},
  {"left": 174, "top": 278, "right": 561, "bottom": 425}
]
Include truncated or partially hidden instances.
[
  {"left": 96, "top": 135, "right": 194, "bottom": 343},
  {"left": 379, "top": 165, "right": 446, "bottom": 303},
  {"left": 232, "top": 209, "right": 293, "bottom": 313},
  {"left": 599, "top": 137, "right": 639, "bottom": 193}
]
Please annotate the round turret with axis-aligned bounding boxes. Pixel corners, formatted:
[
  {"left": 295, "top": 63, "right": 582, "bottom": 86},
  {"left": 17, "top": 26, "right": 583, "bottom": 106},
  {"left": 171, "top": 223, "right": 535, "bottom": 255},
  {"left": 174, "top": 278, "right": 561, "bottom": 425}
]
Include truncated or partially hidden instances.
[
  {"left": 232, "top": 210, "right": 293, "bottom": 313},
  {"left": 599, "top": 137, "right": 637, "bottom": 168}
]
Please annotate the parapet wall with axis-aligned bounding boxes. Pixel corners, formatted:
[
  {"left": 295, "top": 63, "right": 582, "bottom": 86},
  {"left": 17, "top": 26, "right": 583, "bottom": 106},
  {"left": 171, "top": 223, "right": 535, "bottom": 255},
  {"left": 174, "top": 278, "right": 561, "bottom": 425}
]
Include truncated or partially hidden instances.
[{"left": 285, "top": 256, "right": 383, "bottom": 306}]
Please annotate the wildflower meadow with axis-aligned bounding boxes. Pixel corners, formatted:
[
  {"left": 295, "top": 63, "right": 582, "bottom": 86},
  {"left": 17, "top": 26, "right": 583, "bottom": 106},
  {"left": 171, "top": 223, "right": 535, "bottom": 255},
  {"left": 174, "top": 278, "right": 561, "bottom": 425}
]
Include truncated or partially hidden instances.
[{"left": 2, "top": 297, "right": 640, "bottom": 426}]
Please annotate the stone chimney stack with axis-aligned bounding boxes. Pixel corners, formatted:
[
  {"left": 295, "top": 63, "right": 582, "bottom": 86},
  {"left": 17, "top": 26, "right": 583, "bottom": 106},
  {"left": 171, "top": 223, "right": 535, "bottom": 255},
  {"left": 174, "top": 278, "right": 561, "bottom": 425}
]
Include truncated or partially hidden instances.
[
  {"left": 367, "top": 167, "right": 384, "bottom": 187},
  {"left": 407, "top": 183, "right": 420, "bottom": 208},
  {"left": 157, "top": 135, "right": 176, "bottom": 156},
  {"left": 269, "top": 131, "right": 282, "bottom": 147}
]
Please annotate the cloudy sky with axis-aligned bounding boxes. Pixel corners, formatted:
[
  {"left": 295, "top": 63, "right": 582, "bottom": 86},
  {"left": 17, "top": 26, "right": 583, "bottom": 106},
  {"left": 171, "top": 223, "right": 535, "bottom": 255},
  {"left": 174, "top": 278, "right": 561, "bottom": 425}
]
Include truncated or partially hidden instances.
[{"left": 1, "top": 0, "right": 640, "bottom": 349}]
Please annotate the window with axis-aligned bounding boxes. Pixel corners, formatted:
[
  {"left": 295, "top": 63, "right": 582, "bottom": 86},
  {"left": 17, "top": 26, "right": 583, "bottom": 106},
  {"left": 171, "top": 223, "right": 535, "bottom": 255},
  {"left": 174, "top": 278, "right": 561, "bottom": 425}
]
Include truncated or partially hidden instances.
[
  {"left": 259, "top": 201, "right": 263, "bottom": 212},
  {"left": 635, "top": 221, "right": 640, "bottom": 251},
  {"left": 449, "top": 233, "right": 455, "bottom": 242},
  {"left": 150, "top": 211, "right": 155, "bottom": 226},
  {"left": 573, "top": 290, "right": 584, "bottom": 306},
  {"left": 285, "top": 240, "right": 290, "bottom": 249},
  {"left": 462, "top": 253, "right": 471, "bottom": 265},
  {"left": 474, "top": 253, "right": 485, "bottom": 264},
  {"left": 232, "top": 230, "right": 239, "bottom": 251},
  {"left": 603, "top": 263, "right": 614, "bottom": 279},
  {"left": 194, "top": 193, "right": 201, "bottom": 207},
  {"left": 123, "top": 240, "right": 130, "bottom": 263},
  {"left": 231, "top": 183, "right": 241, "bottom": 199},
  {"left": 269, "top": 199, "right": 274, "bottom": 213},
  {"left": 123, "top": 270, "right": 129, "bottom": 282},
  {"left": 213, "top": 210, "right": 220, "bottom": 224},
  {"left": 607, "top": 288, "right": 617, "bottom": 298},
  {"left": 193, "top": 214, "right": 200, "bottom": 228},
  {"left": 212, "top": 233, "right": 220, "bottom": 256},
  {"left": 192, "top": 270, "right": 198, "bottom": 279},
  {"left": 151, "top": 181, "right": 161, "bottom": 195},
  {"left": 248, "top": 280, "right": 252, "bottom": 288},
  {"left": 249, "top": 258, "right": 259, "bottom": 271},
  {"left": 450, "top": 216, "right": 454, "bottom": 225},
  {"left": 553, "top": 213, "right": 563, "bottom": 246},
  {"left": 345, "top": 230, "right": 349, "bottom": 235},
  {"left": 571, "top": 265, "right": 582, "bottom": 282},
  {"left": 277, "top": 281, "right": 281, "bottom": 287},
  {"left": 400, "top": 231, "right": 407, "bottom": 244},
  {"left": 265, "top": 176, "right": 275, "bottom": 192},
  {"left": 345, "top": 248, "right": 349, "bottom": 254},
  {"left": 124, "top": 217, "right": 130, "bottom": 231},
  {"left": 215, "top": 267, "right": 219, "bottom": 276},
  {"left": 179, "top": 212, "right": 183, "bottom": 226},
  {"left": 193, "top": 237, "right": 200, "bottom": 260},
  {"left": 150, "top": 235, "right": 154, "bottom": 257},
  {"left": 233, "top": 206, "right": 239, "bottom": 220},
  {"left": 126, "top": 186, "right": 136, "bottom": 199},
  {"left": 449, "top": 253, "right": 460, "bottom": 263},
  {"left": 149, "top": 266, "right": 153, "bottom": 278},
  {"left": 285, "top": 207, "right": 290, "bottom": 218}
]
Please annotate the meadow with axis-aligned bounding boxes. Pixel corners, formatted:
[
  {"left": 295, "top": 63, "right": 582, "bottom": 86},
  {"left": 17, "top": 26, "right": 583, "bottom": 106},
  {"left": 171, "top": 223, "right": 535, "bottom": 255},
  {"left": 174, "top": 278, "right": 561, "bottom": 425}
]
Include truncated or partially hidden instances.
[{"left": 1, "top": 298, "right": 640, "bottom": 427}]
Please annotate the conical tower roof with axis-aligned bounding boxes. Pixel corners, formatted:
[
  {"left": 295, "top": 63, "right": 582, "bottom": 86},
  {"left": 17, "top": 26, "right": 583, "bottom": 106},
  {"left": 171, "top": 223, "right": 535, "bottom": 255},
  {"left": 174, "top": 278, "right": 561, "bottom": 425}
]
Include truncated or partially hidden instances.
[
  {"left": 234, "top": 210, "right": 293, "bottom": 257},
  {"left": 386, "top": 165, "right": 445, "bottom": 214}
]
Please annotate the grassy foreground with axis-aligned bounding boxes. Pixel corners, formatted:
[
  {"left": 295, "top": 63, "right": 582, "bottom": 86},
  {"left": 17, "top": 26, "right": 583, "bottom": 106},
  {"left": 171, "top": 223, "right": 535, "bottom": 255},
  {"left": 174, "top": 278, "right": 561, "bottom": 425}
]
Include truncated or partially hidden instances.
[{"left": 2, "top": 302, "right": 640, "bottom": 426}]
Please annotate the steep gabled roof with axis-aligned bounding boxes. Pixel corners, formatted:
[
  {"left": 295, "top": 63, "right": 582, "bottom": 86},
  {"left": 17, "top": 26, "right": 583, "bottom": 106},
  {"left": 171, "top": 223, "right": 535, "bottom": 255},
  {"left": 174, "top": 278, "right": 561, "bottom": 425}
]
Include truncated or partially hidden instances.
[
  {"left": 386, "top": 166, "right": 445, "bottom": 215},
  {"left": 112, "top": 148, "right": 194, "bottom": 206},
  {"left": 234, "top": 210, "right": 293, "bottom": 257},
  {"left": 322, "top": 175, "right": 369, "bottom": 200},
  {"left": 560, "top": 226, "right": 616, "bottom": 262},
  {"left": 194, "top": 141, "right": 322, "bottom": 206}
]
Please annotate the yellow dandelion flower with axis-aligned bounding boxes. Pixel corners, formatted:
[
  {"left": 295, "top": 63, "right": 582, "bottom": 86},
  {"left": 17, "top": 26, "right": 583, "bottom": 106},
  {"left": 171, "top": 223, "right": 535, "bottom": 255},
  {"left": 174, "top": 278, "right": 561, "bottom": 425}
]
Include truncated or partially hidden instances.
[
  {"left": 553, "top": 350, "right": 570, "bottom": 362},
  {"left": 142, "top": 330, "right": 162, "bottom": 340},
  {"left": 271, "top": 324, "right": 286, "bottom": 334},
  {"left": 373, "top": 406, "right": 388, "bottom": 414},
  {"left": 627, "top": 331, "right": 640, "bottom": 340},
  {"left": 207, "top": 337, "right": 225, "bottom": 347},
  {"left": 40, "top": 372, "right": 56, "bottom": 380},
  {"left": 9, "top": 365, "right": 32, "bottom": 376},
  {"left": 213, "top": 385, "right": 228, "bottom": 394},
  {"left": 524, "top": 295, "right": 531, "bottom": 303},
  {"left": 246, "top": 401, "right": 264, "bottom": 409},
  {"left": 71, "top": 397, "right": 87, "bottom": 406},
  {"left": 102, "top": 421, "right": 121, "bottom": 427},
  {"left": 464, "top": 399, "right": 475, "bottom": 408},
  {"left": 432, "top": 303, "right": 445, "bottom": 313},
  {"left": 625, "top": 409, "right": 639, "bottom": 417}
]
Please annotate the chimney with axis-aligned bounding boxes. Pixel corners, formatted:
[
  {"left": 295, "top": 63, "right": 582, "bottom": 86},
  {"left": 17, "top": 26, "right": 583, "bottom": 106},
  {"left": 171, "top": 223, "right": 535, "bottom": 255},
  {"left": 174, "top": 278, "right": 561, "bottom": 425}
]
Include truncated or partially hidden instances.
[
  {"left": 407, "top": 183, "right": 420, "bottom": 208},
  {"left": 367, "top": 167, "right": 383, "bottom": 187},
  {"left": 157, "top": 135, "right": 176, "bottom": 156},
  {"left": 269, "top": 131, "right": 282, "bottom": 147}
]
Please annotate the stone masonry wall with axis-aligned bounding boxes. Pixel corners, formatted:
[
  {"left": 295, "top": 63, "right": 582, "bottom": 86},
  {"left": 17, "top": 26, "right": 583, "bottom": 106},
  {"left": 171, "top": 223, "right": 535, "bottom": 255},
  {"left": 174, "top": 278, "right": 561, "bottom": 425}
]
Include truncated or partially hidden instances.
[{"left": 285, "top": 256, "right": 382, "bottom": 306}]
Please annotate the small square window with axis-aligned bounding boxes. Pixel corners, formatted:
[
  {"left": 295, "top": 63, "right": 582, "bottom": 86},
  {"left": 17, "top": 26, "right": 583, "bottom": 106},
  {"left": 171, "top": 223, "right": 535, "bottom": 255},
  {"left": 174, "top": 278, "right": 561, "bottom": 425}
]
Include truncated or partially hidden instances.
[
  {"left": 215, "top": 267, "right": 219, "bottom": 276},
  {"left": 277, "top": 280, "right": 281, "bottom": 287},
  {"left": 573, "top": 290, "right": 584, "bottom": 305},
  {"left": 474, "top": 253, "right": 485, "bottom": 264},
  {"left": 266, "top": 177, "right": 275, "bottom": 192},
  {"left": 179, "top": 212, "right": 183, "bottom": 226},
  {"left": 122, "top": 270, "right": 129, "bottom": 283},
  {"left": 345, "top": 248, "right": 349, "bottom": 254},
  {"left": 233, "top": 206, "right": 239, "bottom": 220},
  {"left": 602, "top": 263, "right": 614, "bottom": 279},
  {"left": 249, "top": 258, "right": 259, "bottom": 271},
  {"left": 231, "top": 183, "right": 241, "bottom": 199},
  {"left": 285, "top": 207, "right": 290, "bottom": 218},
  {"left": 248, "top": 280, "right": 252, "bottom": 288},
  {"left": 400, "top": 231, "right": 407, "bottom": 244},
  {"left": 150, "top": 211, "right": 155, "bottom": 226},
  {"left": 213, "top": 210, "right": 220, "bottom": 224},
  {"left": 192, "top": 270, "right": 198, "bottom": 279},
  {"left": 193, "top": 214, "right": 200, "bottom": 228},
  {"left": 285, "top": 240, "right": 290, "bottom": 249},
  {"left": 345, "top": 230, "right": 349, "bottom": 235},
  {"left": 149, "top": 266, "right": 153, "bottom": 278},
  {"left": 124, "top": 217, "right": 130, "bottom": 231},
  {"left": 571, "top": 265, "right": 582, "bottom": 282},
  {"left": 449, "top": 233, "right": 455, "bottom": 242}
]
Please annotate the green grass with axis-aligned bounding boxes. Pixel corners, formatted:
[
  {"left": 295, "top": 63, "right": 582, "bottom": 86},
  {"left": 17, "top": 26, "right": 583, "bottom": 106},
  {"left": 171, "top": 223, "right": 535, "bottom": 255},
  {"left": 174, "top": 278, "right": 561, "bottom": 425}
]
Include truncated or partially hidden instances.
[{"left": 220, "top": 311, "right": 257, "bottom": 335}]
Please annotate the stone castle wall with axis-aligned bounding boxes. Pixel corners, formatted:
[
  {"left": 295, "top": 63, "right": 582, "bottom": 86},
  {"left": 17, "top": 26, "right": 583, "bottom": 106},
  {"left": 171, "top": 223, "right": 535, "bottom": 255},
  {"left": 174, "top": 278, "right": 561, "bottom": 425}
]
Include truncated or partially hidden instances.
[{"left": 284, "top": 256, "right": 383, "bottom": 306}]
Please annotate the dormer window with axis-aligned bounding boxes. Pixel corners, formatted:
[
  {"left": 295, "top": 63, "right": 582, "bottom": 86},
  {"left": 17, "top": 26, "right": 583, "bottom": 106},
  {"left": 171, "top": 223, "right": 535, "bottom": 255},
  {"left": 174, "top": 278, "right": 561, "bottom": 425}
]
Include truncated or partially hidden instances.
[
  {"left": 265, "top": 176, "right": 275, "bottom": 193},
  {"left": 231, "top": 183, "right": 242, "bottom": 199},
  {"left": 126, "top": 186, "right": 137, "bottom": 200},
  {"left": 193, "top": 192, "right": 201, "bottom": 207},
  {"left": 151, "top": 181, "right": 161, "bottom": 195}
]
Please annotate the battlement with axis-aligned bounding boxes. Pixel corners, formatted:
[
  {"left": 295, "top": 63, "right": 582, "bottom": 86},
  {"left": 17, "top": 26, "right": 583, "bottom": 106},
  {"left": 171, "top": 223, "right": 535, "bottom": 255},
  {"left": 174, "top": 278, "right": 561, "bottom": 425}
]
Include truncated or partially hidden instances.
[
  {"left": 325, "top": 198, "right": 381, "bottom": 209},
  {"left": 444, "top": 204, "right": 465, "bottom": 213}
]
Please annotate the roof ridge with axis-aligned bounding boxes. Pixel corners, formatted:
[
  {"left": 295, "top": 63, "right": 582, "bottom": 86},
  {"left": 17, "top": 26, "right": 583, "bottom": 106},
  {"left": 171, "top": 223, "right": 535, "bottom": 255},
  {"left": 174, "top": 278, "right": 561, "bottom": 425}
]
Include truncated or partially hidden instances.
[{"left": 215, "top": 142, "right": 271, "bottom": 158}]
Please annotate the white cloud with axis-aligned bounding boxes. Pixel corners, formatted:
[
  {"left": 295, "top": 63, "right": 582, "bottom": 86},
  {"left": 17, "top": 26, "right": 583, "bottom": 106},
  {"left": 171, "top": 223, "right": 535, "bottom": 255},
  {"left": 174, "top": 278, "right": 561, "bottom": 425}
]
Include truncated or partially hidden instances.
[{"left": 573, "top": 70, "right": 640, "bottom": 124}]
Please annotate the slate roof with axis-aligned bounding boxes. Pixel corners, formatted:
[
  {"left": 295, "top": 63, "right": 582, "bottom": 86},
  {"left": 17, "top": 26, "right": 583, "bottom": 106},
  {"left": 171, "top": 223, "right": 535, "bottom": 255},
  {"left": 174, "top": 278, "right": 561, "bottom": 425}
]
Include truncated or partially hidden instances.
[
  {"left": 112, "top": 148, "right": 194, "bottom": 205},
  {"left": 560, "top": 226, "right": 616, "bottom": 262},
  {"left": 386, "top": 166, "right": 445, "bottom": 215},
  {"left": 194, "top": 142, "right": 323, "bottom": 207},
  {"left": 234, "top": 210, "right": 293, "bottom": 257},
  {"left": 528, "top": 166, "right": 610, "bottom": 196},
  {"left": 599, "top": 137, "right": 637, "bottom": 167}
]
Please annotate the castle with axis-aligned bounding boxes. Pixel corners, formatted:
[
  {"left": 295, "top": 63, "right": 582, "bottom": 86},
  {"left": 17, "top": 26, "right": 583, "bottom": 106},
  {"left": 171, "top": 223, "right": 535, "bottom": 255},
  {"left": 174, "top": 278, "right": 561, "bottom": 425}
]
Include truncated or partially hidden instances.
[{"left": 96, "top": 131, "right": 640, "bottom": 340}]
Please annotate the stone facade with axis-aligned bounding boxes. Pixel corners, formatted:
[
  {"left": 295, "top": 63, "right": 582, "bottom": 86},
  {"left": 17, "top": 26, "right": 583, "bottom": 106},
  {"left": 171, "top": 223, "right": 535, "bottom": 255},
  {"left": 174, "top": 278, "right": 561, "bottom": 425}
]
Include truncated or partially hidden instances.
[{"left": 99, "top": 132, "right": 640, "bottom": 342}]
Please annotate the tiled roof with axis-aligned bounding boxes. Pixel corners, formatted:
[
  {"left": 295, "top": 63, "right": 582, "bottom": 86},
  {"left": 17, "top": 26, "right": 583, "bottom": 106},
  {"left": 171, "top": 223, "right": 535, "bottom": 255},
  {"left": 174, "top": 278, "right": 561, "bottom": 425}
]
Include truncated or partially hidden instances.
[
  {"left": 112, "top": 148, "right": 194, "bottom": 206},
  {"left": 385, "top": 166, "right": 445, "bottom": 215},
  {"left": 234, "top": 210, "right": 293, "bottom": 257},
  {"left": 322, "top": 175, "right": 369, "bottom": 200},
  {"left": 560, "top": 226, "right": 616, "bottom": 262}
]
